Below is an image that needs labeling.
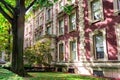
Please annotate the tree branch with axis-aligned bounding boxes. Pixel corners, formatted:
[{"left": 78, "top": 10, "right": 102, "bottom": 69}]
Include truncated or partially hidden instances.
[
  {"left": 0, "top": 0, "right": 15, "bottom": 15},
  {"left": 0, "top": 0, "right": 15, "bottom": 10},
  {"left": 0, "top": 6, "right": 13, "bottom": 24},
  {"left": 25, "top": 0, "right": 36, "bottom": 12}
]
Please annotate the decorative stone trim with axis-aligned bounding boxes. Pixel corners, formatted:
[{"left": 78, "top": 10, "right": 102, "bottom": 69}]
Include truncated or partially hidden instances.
[{"left": 79, "top": 0, "right": 86, "bottom": 61}]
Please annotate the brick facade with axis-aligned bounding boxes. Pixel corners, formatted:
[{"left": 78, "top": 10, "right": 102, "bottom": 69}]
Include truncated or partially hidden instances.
[{"left": 24, "top": 0, "right": 120, "bottom": 79}]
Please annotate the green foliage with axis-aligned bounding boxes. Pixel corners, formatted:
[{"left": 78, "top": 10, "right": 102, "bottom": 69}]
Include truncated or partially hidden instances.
[
  {"left": 32, "top": 0, "right": 73, "bottom": 15},
  {"left": 24, "top": 39, "right": 53, "bottom": 67},
  {"left": 63, "top": 4, "right": 73, "bottom": 15},
  {"left": 4, "top": 0, "right": 16, "bottom": 7},
  {"left": 0, "top": 14, "right": 12, "bottom": 57},
  {"left": 24, "top": 47, "right": 35, "bottom": 65},
  {"left": 0, "top": 68, "right": 23, "bottom": 80},
  {"left": 2, "top": 62, "right": 11, "bottom": 67},
  {"left": 24, "top": 72, "right": 108, "bottom": 80}
]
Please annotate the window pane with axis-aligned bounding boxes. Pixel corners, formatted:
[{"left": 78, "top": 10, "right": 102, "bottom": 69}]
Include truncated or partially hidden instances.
[
  {"left": 118, "top": 0, "right": 120, "bottom": 10},
  {"left": 70, "top": 14, "right": 76, "bottom": 31},
  {"left": 93, "top": 11, "right": 101, "bottom": 20},
  {"left": 91, "top": 0, "right": 101, "bottom": 20},
  {"left": 94, "top": 34, "right": 104, "bottom": 59},
  {"left": 48, "top": 9, "right": 51, "bottom": 20},
  {"left": 59, "top": 44, "right": 64, "bottom": 61},
  {"left": 92, "top": 1, "right": 100, "bottom": 12},
  {"left": 59, "top": 19, "right": 64, "bottom": 34},
  {"left": 70, "top": 41, "right": 77, "bottom": 61},
  {"left": 47, "top": 26, "right": 51, "bottom": 34}
]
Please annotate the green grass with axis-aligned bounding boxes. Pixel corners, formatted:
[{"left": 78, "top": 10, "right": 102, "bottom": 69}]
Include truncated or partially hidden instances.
[
  {"left": 0, "top": 68, "right": 109, "bottom": 80},
  {"left": 24, "top": 72, "right": 109, "bottom": 80},
  {"left": 0, "top": 68, "right": 23, "bottom": 80}
]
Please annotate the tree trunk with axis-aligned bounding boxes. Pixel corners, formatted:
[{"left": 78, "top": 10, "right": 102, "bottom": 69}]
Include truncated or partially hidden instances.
[{"left": 11, "top": 0, "right": 26, "bottom": 76}]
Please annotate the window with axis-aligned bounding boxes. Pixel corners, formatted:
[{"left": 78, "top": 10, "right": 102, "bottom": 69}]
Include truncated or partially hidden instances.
[
  {"left": 70, "top": 40, "right": 77, "bottom": 61},
  {"left": 46, "top": 26, "right": 52, "bottom": 35},
  {"left": 93, "top": 31, "right": 104, "bottom": 59},
  {"left": 59, "top": 43, "right": 64, "bottom": 62},
  {"left": 48, "top": 9, "right": 51, "bottom": 20},
  {"left": 114, "top": 0, "right": 120, "bottom": 15},
  {"left": 89, "top": 29, "right": 107, "bottom": 60},
  {"left": 88, "top": 0, "right": 104, "bottom": 22},
  {"left": 59, "top": 19, "right": 64, "bottom": 35},
  {"left": 91, "top": 0, "right": 101, "bottom": 20},
  {"left": 69, "top": 13, "right": 76, "bottom": 31},
  {"left": 115, "top": 24, "right": 120, "bottom": 60},
  {"left": 59, "top": 0, "right": 64, "bottom": 11}
]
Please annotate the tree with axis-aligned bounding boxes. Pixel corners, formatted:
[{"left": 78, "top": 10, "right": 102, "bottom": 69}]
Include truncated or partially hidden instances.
[
  {"left": 0, "top": 0, "right": 37, "bottom": 76},
  {"left": 0, "top": 0, "right": 72, "bottom": 76}
]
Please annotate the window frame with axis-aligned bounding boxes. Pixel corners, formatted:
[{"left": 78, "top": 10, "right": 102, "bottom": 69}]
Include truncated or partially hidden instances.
[
  {"left": 46, "top": 7, "right": 52, "bottom": 21},
  {"left": 93, "top": 31, "right": 104, "bottom": 59},
  {"left": 89, "top": 29, "right": 107, "bottom": 61},
  {"left": 68, "top": 38, "right": 78, "bottom": 62},
  {"left": 58, "top": 41, "right": 65, "bottom": 62},
  {"left": 88, "top": 0, "right": 104, "bottom": 23},
  {"left": 69, "top": 12, "right": 76, "bottom": 32},
  {"left": 46, "top": 25, "right": 52, "bottom": 35},
  {"left": 115, "top": 24, "right": 120, "bottom": 60},
  {"left": 58, "top": 18, "right": 64, "bottom": 36}
]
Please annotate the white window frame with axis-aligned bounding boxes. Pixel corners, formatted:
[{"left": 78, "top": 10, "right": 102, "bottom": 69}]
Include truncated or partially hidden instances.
[
  {"left": 58, "top": 18, "right": 64, "bottom": 36},
  {"left": 89, "top": 28, "right": 107, "bottom": 61},
  {"left": 114, "top": 0, "right": 120, "bottom": 15},
  {"left": 58, "top": 41, "right": 65, "bottom": 62},
  {"left": 68, "top": 37, "right": 78, "bottom": 62},
  {"left": 115, "top": 24, "right": 120, "bottom": 60},
  {"left": 88, "top": 0, "right": 104, "bottom": 23},
  {"left": 69, "top": 12, "right": 76, "bottom": 32}
]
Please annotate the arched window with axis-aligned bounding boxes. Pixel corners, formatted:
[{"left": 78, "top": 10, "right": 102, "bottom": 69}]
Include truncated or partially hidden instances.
[{"left": 93, "top": 31, "right": 104, "bottom": 59}]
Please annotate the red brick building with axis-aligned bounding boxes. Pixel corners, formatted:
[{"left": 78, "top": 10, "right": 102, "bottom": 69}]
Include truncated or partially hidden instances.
[{"left": 24, "top": 0, "right": 120, "bottom": 78}]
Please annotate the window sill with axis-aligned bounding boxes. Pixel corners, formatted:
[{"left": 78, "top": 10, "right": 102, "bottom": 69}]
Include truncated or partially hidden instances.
[
  {"left": 69, "top": 29, "right": 76, "bottom": 33},
  {"left": 57, "top": 33, "right": 64, "bottom": 37},
  {"left": 88, "top": 18, "right": 104, "bottom": 25},
  {"left": 58, "top": 9, "right": 64, "bottom": 14}
]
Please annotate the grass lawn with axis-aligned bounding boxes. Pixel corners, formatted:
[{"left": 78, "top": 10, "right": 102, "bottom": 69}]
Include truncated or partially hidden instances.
[
  {"left": 0, "top": 67, "right": 23, "bottom": 80},
  {"left": 24, "top": 72, "right": 109, "bottom": 80},
  {"left": 0, "top": 68, "right": 110, "bottom": 80}
]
